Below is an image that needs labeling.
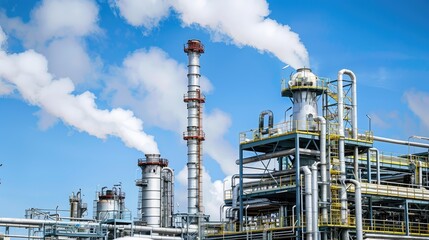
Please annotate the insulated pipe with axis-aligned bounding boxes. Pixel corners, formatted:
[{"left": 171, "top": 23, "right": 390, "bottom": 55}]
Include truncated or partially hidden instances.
[
  {"left": 235, "top": 148, "right": 320, "bottom": 165},
  {"left": 369, "top": 148, "right": 380, "bottom": 184},
  {"left": 337, "top": 69, "right": 348, "bottom": 225},
  {"left": 311, "top": 163, "right": 319, "bottom": 240},
  {"left": 161, "top": 167, "right": 174, "bottom": 227},
  {"left": 301, "top": 166, "right": 313, "bottom": 240},
  {"left": 345, "top": 179, "right": 363, "bottom": 240},
  {"left": 369, "top": 135, "right": 429, "bottom": 148},
  {"left": 364, "top": 234, "right": 429, "bottom": 240},
  {"left": 259, "top": 110, "right": 274, "bottom": 134},
  {"left": 314, "top": 116, "right": 328, "bottom": 223},
  {"left": 0, "top": 218, "right": 197, "bottom": 235}
]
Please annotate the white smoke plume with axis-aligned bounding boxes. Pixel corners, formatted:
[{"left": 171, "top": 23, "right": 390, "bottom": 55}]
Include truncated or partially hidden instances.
[
  {"left": 110, "top": 0, "right": 310, "bottom": 69},
  {"left": 106, "top": 47, "right": 237, "bottom": 175},
  {"left": 0, "top": 27, "right": 159, "bottom": 154}
]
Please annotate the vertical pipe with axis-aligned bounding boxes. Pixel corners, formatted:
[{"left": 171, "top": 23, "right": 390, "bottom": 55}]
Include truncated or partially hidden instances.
[
  {"left": 302, "top": 166, "right": 313, "bottom": 240},
  {"left": 405, "top": 199, "right": 410, "bottom": 236},
  {"left": 162, "top": 167, "right": 174, "bottom": 227},
  {"left": 366, "top": 151, "right": 372, "bottom": 183},
  {"left": 337, "top": 70, "right": 348, "bottom": 225},
  {"left": 369, "top": 148, "right": 380, "bottom": 184},
  {"left": 184, "top": 40, "right": 205, "bottom": 216},
  {"left": 345, "top": 179, "right": 363, "bottom": 240},
  {"left": 311, "top": 163, "right": 319, "bottom": 240},
  {"left": 315, "top": 117, "right": 328, "bottom": 223},
  {"left": 239, "top": 148, "right": 244, "bottom": 231},
  {"left": 295, "top": 136, "right": 301, "bottom": 239}
]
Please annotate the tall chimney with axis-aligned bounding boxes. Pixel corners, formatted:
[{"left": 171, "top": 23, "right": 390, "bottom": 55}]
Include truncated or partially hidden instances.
[{"left": 183, "top": 39, "right": 205, "bottom": 215}]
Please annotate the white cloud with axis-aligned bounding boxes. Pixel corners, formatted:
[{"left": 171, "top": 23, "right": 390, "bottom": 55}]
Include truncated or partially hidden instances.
[
  {"left": 111, "top": 0, "right": 171, "bottom": 29},
  {"left": 176, "top": 166, "right": 225, "bottom": 220},
  {"left": 107, "top": 47, "right": 236, "bottom": 175},
  {"left": 110, "top": 0, "right": 310, "bottom": 69},
  {"left": 0, "top": 0, "right": 100, "bottom": 85},
  {"left": 404, "top": 90, "right": 429, "bottom": 130},
  {"left": 0, "top": 28, "right": 159, "bottom": 154}
]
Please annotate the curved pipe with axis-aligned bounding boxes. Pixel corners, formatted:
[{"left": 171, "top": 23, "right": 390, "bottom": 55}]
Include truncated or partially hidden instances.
[
  {"left": 369, "top": 148, "right": 380, "bottom": 184},
  {"left": 338, "top": 69, "right": 352, "bottom": 225},
  {"left": 345, "top": 179, "right": 363, "bottom": 240},
  {"left": 338, "top": 69, "right": 357, "bottom": 138},
  {"left": 259, "top": 110, "right": 274, "bottom": 134},
  {"left": 162, "top": 167, "right": 175, "bottom": 227}
]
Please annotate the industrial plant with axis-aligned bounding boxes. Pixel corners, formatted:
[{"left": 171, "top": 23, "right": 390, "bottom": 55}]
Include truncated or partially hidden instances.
[{"left": 1, "top": 39, "right": 429, "bottom": 240}]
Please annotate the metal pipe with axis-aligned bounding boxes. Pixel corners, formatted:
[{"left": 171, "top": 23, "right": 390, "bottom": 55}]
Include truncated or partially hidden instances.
[
  {"left": 236, "top": 148, "right": 320, "bottom": 165},
  {"left": 337, "top": 69, "right": 348, "bottom": 225},
  {"left": 162, "top": 167, "right": 174, "bottom": 227},
  {"left": 369, "top": 148, "right": 380, "bottom": 184},
  {"left": 0, "top": 218, "right": 197, "bottom": 235},
  {"left": 301, "top": 166, "right": 313, "bottom": 240},
  {"left": 133, "top": 234, "right": 183, "bottom": 240},
  {"left": 370, "top": 135, "right": 429, "bottom": 148},
  {"left": 315, "top": 116, "right": 328, "bottom": 224},
  {"left": 311, "top": 163, "right": 319, "bottom": 240},
  {"left": 184, "top": 39, "right": 205, "bottom": 215},
  {"left": 259, "top": 110, "right": 274, "bottom": 134},
  {"left": 345, "top": 179, "right": 363, "bottom": 240},
  {"left": 364, "top": 234, "right": 429, "bottom": 240}
]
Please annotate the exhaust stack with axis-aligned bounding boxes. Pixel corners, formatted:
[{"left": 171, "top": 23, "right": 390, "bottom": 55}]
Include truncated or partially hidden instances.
[{"left": 184, "top": 39, "right": 205, "bottom": 215}]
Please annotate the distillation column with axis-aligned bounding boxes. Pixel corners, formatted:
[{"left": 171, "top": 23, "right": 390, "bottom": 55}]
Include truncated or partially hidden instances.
[
  {"left": 184, "top": 39, "right": 205, "bottom": 215},
  {"left": 136, "top": 154, "right": 168, "bottom": 227}
]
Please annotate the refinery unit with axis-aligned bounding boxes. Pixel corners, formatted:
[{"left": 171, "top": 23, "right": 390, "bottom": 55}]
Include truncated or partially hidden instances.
[{"left": 1, "top": 39, "right": 429, "bottom": 240}]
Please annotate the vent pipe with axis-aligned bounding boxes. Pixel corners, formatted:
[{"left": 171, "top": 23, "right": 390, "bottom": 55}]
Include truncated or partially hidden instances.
[{"left": 184, "top": 39, "right": 205, "bottom": 215}]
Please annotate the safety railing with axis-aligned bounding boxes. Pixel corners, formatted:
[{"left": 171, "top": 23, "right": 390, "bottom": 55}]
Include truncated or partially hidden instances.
[
  {"left": 224, "top": 175, "right": 297, "bottom": 201},
  {"left": 239, "top": 120, "right": 320, "bottom": 144},
  {"left": 363, "top": 219, "right": 429, "bottom": 236},
  {"left": 281, "top": 77, "right": 328, "bottom": 93},
  {"left": 365, "top": 151, "right": 429, "bottom": 168},
  {"left": 348, "top": 182, "right": 429, "bottom": 201},
  {"left": 240, "top": 121, "right": 373, "bottom": 144}
]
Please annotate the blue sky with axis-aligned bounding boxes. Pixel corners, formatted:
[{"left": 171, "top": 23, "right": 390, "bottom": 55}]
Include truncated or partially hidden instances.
[{"left": 0, "top": 0, "right": 428, "bottom": 220}]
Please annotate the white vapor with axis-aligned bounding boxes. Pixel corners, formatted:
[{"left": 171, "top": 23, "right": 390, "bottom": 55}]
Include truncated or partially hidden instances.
[
  {"left": 110, "top": 0, "right": 310, "bottom": 69},
  {"left": 106, "top": 47, "right": 237, "bottom": 176},
  {"left": 0, "top": 0, "right": 100, "bottom": 86},
  {"left": 0, "top": 27, "right": 159, "bottom": 154}
]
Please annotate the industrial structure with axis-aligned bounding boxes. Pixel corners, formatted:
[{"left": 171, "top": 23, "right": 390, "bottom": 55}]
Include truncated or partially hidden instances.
[{"left": 1, "top": 40, "right": 429, "bottom": 240}]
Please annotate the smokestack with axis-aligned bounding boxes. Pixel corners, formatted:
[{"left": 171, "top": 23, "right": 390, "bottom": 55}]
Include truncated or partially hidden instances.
[{"left": 183, "top": 39, "right": 205, "bottom": 215}]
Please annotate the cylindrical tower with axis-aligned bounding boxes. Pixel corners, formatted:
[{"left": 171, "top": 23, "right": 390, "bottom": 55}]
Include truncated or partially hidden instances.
[
  {"left": 69, "top": 190, "right": 87, "bottom": 220},
  {"left": 183, "top": 39, "right": 205, "bottom": 215},
  {"left": 136, "top": 154, "right": 168, "bottom": 227},
  {"left": 95, "top": 187, "right": 125, "bottom": 221},
  {"left": 281, "top": 68, "right": 325, "bottom": 131}
]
